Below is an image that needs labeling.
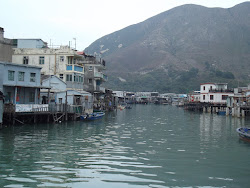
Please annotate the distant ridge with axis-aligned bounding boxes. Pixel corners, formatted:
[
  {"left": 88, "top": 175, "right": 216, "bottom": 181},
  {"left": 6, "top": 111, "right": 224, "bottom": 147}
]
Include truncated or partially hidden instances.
[{"left": 85, "top": 2, "right": 250, "bottom": 93}]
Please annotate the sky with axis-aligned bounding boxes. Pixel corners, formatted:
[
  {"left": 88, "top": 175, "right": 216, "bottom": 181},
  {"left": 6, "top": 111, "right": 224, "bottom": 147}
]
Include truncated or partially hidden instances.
[{"left": 1, "top": 0, "right": 249, "bottom": 51}]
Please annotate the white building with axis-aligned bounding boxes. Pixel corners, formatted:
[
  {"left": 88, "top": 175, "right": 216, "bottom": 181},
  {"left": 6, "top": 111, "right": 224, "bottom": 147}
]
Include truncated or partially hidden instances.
[
  {"left": 188, "top": 91, "right": 200, "bottom": 102},
  {"left": 12, "top": 46, "right": 84, "bottom": 91},
  {"left": 200, "top": 83, "right": 234, "bottom": 104}
]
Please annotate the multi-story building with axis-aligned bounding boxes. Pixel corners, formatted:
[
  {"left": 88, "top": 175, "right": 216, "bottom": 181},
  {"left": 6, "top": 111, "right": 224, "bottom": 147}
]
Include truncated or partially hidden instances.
[
  {"left": 12, "top": 45, "right": 84, "bottom": 91},
  {"left": 0, "top": 61, "right": 42, "bottom": 105},
  {"left": 200, "top": 83, "right": 234, "bottom": 104},
  {"left": 79, "top": 53, "right": 107, "bottom": 100}
]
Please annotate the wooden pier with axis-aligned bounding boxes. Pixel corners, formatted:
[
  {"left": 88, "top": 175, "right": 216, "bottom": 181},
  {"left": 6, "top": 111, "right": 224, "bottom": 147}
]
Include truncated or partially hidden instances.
[
  {"left": 3, "top": 103, "right": 84, "bottom": 126},
  {"left": 184, "top": 102, "right": 250, "bottom": 117}
]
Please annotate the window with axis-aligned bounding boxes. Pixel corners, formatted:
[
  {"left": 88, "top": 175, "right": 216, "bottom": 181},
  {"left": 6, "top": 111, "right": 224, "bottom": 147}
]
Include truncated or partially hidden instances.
[
  {"left": 89, "top": 66, "right": 93, "bottom": 71},
  {"left": 203, "top": 95, "right": 205, "bottom": 100},
  {"left": 222, "top": 95, "right": 228, "bottom": 100},
  {"left": 203, "top": 86, "right": 205, "bottom": 90},
  {"left": 39, "top": 56, "right": 45, "bottom": 64},
  {"left": 30, "top": 73, "right": 36, "bottom": 82},
  {"left": 8, "top": 70, "right": 15, "bottom": 81},
  {"left": 59, "top": 74, "right": 63, "bottom": 80},
  {"left": 18, "top": 72, "right": 25, "bottom": 81},
  {"left": 210, "top": 95, "right": 214, "bottom": 100},
  {"left": 29, "top": 92, "right": 35, "bottom": 102},
  {"left": 7, "top": 92, "right": 11, "bottom": 103},
  {"left": 74, "top": 75, "right": 79, "bottom": 82},
  {"left": 59, "top": 98, "right": 62, "bottom": 104},
  {"left": 66, "top": 74, "right": 72, "bottom": 81},
  {"left": 80, "top": 76, "right": 83, "bottom": 83},
  {"left": 88, "top": 79, "right": 92, "bottom": 84},
  {"left": 60, "top": 56, "right": 64, "bottom": 62},
  {"left": 23, "top": 56, "right": 29, "bottom": 64}
]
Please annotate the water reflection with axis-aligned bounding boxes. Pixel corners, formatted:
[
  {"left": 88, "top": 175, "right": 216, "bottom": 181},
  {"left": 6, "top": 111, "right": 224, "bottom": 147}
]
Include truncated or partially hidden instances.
[{"left": 0, "top": 105, "right": 250, "bottom": 187}]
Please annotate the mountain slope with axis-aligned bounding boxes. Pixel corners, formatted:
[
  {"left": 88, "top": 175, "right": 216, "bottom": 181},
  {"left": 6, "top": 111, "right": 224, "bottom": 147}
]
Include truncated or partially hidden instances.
[{"left": 85, "top": 2, "right": 250, "bottom": 93}]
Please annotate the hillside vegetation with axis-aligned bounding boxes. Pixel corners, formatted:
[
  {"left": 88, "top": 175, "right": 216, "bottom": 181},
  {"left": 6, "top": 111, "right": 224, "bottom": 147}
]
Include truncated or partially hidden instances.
[{"left": 85, "top": 2, "right": 250, "bottom": 93}]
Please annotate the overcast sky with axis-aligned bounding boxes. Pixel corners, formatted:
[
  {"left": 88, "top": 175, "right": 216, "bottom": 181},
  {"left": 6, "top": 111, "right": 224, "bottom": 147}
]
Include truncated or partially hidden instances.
[{"left": 1, "top": 0, "right": 249, "bottom": 50}]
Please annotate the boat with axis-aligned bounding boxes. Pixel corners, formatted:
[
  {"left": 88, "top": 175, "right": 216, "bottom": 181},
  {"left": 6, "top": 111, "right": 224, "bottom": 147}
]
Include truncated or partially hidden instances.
[
  {"left": 118, "top": 105, "right": 125, "bottom": 110},
  {"left": 236, "top": 127, "right": 250, "bottom": 141},
  {"left": 217, "top": 111, "right": 226, "bottom": 115},
  {"left": 125, "top": 105, "right": 132, "bottom": 109},
  {"left": 80, "top": 112, "right": 105, "bottom": 121}
]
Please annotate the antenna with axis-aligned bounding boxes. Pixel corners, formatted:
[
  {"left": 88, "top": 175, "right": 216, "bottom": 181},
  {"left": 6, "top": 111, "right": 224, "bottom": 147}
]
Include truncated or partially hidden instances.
[{"left": 73, "top": 38, "right": 76, "bottom": 50}]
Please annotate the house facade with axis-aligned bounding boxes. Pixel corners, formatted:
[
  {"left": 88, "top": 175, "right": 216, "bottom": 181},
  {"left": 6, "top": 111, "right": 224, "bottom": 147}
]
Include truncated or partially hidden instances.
[
  {"left": 81, "top": 54, "right": 107, "bottom": 98},
  {"left": 0, "top": 61, "right": 42, "bottom": 105},
  {"left": 200, "top": 83, "right": 234, "bottom": 104},
  {"left": 188, "top": 91, "right": 200, "bottom": 102},
  {"left": 12, "top": 45, "right": 84, "bottom": 91}
]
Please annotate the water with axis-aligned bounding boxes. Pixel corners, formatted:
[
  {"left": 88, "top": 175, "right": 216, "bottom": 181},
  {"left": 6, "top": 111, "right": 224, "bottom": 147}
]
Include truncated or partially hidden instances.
[{"left": 0, "top": 105, "right": 250, "bottom": 188}]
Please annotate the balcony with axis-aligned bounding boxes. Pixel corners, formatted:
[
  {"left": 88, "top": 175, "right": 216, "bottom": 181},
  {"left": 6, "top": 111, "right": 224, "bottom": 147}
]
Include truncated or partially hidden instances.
[
  {"left": 94, "top": 72, "right": 108, "bottom": 81},
  {"left": 209, "top": 89, "right": 234, "bottom": 93},
  {"left": 66, "top": 65, "right": 84, "bottom": 73}
]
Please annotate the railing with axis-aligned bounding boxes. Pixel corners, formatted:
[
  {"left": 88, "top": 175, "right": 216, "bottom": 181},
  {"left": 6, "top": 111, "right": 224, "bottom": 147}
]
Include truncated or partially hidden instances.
[
  {"left": 66, "top": 65, "right": 84, "bottom": 72},
  {"left": 4, "top": 104, "right": 86, "bottom": 114},
  {"left": 209, "top": 89, "right": 234, "bottom": 93},
  {"left": 94, "top": 72, "right": 108, "bottom": 81}
]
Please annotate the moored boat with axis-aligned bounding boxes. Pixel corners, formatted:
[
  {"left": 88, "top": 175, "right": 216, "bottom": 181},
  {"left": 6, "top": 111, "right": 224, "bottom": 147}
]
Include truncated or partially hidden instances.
[
  {"left": 118, "top": 105, "right": 125, "bottom": 110},
  {"left": 217, "top": 111, "right": 226, "bottom": 115},
  {"left": 236, "top": 127, "right": 250, "bottom": 141},
  {"left": 80, "top": 112, "right": 105, "bottom": 121}
]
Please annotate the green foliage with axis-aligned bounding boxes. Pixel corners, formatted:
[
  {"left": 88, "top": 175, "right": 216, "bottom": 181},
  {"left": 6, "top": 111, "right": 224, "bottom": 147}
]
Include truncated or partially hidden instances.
[
  {"left": 104, "top": 67, "right": 241, "bottom": 93},
  {"left": 215, "top": 70, "right": 235, "bottom": 79}
]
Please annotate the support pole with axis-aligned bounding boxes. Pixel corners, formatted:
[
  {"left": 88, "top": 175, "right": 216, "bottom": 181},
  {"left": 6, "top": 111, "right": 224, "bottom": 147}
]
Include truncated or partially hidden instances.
[
  {"left": 242, "top": 109, "right": 245, "bottom": 118},
  {"left": 226, "top": 107, "right": 229, "bottom": 116},
  {"left": 65, "top": 90, "right": 68, "bottom": 121}
]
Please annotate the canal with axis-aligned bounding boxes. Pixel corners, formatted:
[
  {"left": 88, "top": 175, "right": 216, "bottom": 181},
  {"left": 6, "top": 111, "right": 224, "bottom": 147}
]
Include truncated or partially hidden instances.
[{"left": 0, "top": 104, "right": 249, "bottom": 187}]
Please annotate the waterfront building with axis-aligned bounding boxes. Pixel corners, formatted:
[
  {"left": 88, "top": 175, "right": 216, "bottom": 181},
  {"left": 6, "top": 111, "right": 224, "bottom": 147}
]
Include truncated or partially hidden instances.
[
  {"left": 200, "top": 83, "right": 234, "bottom": 104},
  {"left": 0, "top": 61, "right": 42, "bottom": 105},
  {"left": 0, "top": 27, "right": 12, "bottom": 62},
  {"left": 12, "top": 45, "right": 84, "bottom": 91},
  {"left": 41, "top": 75, "right": 93, "bottom": 114},
  {"left": 79, "top": 53, "right": 107, "bottom": 101},
  {"left": 41, "top": 75, "right": 67, "bottom": 104},
  {"left": 135, "top": 92, "right": 151, "bottom": 103},
  {"left": 188, "top": 91, "right": 200, "bottom": 102},
  {"left": 0, "top": 61, "right": 51, "bottom": 120}
]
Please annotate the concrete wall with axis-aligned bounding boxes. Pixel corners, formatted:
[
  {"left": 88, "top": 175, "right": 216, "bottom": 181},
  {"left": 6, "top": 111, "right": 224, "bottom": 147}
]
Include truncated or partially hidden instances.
[
  {"left": 201, "top": 92, "right": 234, "bottom": 104},
  {"left": 0, "top": 40, "right": 12, "bottom": 62},
  {"left": 42, "top": 76, "right": 66, "bottom": 92},
  {"left": 12, "top": 47, "right": 84, "bottom": 90},
  {"left": 16, "top": 39, "right": 46, "bottom": 48},
  {"left": 200, "top": 83, "right": 215, "bottom": 94},
  {"left": 1, "top": 62, "right": 41, "bottom": 88}
]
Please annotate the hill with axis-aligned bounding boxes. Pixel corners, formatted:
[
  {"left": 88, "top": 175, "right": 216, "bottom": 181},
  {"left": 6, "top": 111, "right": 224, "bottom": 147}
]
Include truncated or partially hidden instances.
[{"left": 85, "top": 2, "right": 250, "bottom": 93}]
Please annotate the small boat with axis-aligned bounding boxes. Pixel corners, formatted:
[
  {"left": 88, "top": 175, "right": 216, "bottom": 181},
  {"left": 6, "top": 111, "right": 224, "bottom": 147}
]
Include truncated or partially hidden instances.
[
  {"left": 118, "top": 105, "right": 125, "bottom": 110},
  {"left": 80, "top": 112, "right": 105, "bottom": 121},
  {"left": 125, "top": 105, "right": 132, "bottom": 109},
  {"left": 236, "top": 127, "right": 250, "bottom": 141},
  {"left": 217, "top": 111, "right": 226, "bottom": 115}
]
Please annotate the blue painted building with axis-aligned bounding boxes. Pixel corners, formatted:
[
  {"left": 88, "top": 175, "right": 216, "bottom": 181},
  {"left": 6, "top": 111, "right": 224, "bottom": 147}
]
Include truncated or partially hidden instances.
[{"left": 0, "top": 61, "right": 43, "bottom": 104}]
